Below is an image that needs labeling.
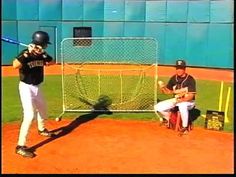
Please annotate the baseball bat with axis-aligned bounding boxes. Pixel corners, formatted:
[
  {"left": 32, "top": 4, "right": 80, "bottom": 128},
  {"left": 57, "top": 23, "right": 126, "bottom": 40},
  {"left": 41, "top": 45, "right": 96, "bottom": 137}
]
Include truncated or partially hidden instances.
[{"left": 2, "top": 37, "right": 28, "bottom": 47}]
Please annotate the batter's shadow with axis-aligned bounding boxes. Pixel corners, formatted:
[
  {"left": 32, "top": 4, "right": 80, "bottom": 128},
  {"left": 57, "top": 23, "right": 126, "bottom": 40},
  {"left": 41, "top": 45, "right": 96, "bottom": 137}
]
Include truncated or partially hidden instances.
[
  {"left": 29, "top": 95, "right": 112, "bottom": 152},
  {"left": 29, "top": 99, "right": 113, "bottom": 154}
]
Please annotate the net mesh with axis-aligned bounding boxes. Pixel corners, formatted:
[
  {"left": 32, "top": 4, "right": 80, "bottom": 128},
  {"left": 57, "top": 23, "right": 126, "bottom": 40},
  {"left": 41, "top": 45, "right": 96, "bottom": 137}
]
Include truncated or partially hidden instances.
[{"left": 61, "top": 38, "right": 158, "bottom": 112}]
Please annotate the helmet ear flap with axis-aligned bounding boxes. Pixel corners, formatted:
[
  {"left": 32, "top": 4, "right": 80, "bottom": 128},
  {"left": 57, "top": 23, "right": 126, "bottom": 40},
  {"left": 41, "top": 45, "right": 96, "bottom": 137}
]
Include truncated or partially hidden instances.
[{"left": 32, "top": 31, "right": 51, "bottom": 46}]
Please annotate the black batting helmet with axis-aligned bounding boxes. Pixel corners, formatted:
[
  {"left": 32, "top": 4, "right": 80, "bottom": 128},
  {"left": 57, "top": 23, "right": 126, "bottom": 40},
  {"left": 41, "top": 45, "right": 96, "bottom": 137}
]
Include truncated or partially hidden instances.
[{"left": 32, "top": 31, "right": 51, "bottom": 46}]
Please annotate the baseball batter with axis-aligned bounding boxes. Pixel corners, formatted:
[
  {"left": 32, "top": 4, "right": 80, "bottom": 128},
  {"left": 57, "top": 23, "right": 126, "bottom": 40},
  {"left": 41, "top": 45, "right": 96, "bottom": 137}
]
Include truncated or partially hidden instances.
[
  {"left": 154, "top": 59, "right": 196, "bottom": 135},
  {"left": 13, "top": 31, "right": 55, "bottom": 158}
]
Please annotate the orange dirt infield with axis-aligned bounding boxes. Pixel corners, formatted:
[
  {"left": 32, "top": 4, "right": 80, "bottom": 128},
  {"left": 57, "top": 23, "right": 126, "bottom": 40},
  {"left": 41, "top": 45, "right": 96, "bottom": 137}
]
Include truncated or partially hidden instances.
[{"left": 1, "top": 65, "right": 234, "bottom": 174}]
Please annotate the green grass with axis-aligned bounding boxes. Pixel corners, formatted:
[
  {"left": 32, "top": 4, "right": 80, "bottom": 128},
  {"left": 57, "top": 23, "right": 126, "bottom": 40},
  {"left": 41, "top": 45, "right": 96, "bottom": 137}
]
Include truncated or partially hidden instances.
[
  {"left": 64, "top": 74, "right": 155, "bottom": 111},
  {"left": 2, "top": 75, "right": 234, "bottom": 132}
]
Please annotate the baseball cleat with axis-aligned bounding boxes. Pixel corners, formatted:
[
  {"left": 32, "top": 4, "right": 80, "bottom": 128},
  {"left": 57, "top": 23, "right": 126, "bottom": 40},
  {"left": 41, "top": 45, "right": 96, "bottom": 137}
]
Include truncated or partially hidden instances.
[
  {"left": 178, "top": 127, "right": 189, "bottom": 136},
  {"left": 15, "top": 146, "right": 35, "bottom": 158},
  {"left": 159, "top": 119, "right": 169, "bottom": 127},
  {"left": 38, "top": 128, "right": 54, "bottom": 137}
]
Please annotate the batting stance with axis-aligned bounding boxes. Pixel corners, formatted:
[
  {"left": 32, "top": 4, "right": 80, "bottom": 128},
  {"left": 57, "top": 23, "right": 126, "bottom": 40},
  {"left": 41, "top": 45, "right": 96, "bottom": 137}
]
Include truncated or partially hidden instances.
[
  {"left": 154, "top": 60, "right": 196, "bottom": 135},
  {"left": 13, "top": 31, "right": 55, "bottom": 158}
]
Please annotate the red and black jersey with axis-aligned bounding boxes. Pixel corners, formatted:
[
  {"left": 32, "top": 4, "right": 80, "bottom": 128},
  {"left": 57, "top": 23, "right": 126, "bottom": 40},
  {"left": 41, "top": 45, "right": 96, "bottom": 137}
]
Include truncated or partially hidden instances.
[{"left": 16, "top": 49, "right": 53, "bottom": 85}]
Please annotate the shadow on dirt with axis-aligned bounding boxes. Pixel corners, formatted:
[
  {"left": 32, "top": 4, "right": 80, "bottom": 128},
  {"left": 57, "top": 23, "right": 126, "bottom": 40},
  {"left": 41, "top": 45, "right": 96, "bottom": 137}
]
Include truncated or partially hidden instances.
[
  {"left": 29, "top": 111, "right": 112, "bottom": 153},
  {"left": 29, "top": 95, "right": 113, "bottom": 153}
]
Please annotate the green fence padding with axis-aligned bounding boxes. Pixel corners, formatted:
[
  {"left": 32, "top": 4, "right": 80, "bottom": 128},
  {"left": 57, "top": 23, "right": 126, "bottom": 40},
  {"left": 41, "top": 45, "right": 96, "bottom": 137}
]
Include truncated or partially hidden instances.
[
  {"left": 83, "top": 22, "right": 104, "bottom": 37},
  {"left": 17, "top": 0, "right": 39, "bottom": 20},
  {"left": 62, "top": 0, "right": 83, "bottom": 20},
  {"left": 83, "top": 0, "right": 104, "bottom": 20},
  {"left": 145, "top": 23, "right": 165, "bottom": 63},
  {"left": 39, "top": 0, "right": 62, "bottom": 20},
  {"left": 124, "top": 22, "right": 145, "bottom": 37},
  {"left": 186, "top": 24, "right": 209, "bottom": 67},
  {"left": 1, "top": 0, "right": 234, "bottom": 68},
  {"left": 165, "top": 23, "right": 187, "bottom": 61},
  {"left": 2, "top": 21, "right": 18, "bottom": 65},
  {"left": 166, "top": 0, "right": 188, "bottom": 22},
  {"left": 104, "top": 22, "right": 124, "bottom": 37},
  {"left": 2, "top": 0, "right": 16, "bottom": 20},
  {"left": 146, "top": 0, "right": 166, "bottom": 22},
  {"left": 61, "top": 22, "right": 83, "bottom": 39},
  {"left": 104, "top": 0, "right": 125, "bottom": 21},
  {"left": 210, "top": 0, "right": 234, "bottom": 23},
  {"left": 125, "top": 0, "right": 145, "bottom": 21},
  {"left": 207, "top": 24, "right": 233, "bottom": 68},
  {"left": 188, "top": 0, "right": 210, "bottom": 22}
]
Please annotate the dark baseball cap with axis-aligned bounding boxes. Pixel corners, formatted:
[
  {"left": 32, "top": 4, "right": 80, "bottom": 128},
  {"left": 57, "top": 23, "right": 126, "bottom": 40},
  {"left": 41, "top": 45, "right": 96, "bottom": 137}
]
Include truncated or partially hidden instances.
[{"left": 176, "top": 59, "right": 186, "bottom": 69}]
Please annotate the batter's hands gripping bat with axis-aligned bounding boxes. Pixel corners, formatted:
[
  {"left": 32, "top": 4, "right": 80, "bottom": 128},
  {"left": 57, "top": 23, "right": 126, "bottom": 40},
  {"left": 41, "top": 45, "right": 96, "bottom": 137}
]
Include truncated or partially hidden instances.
[{"left": 28, "top": 44, "right": 44, "bottom": 54}]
